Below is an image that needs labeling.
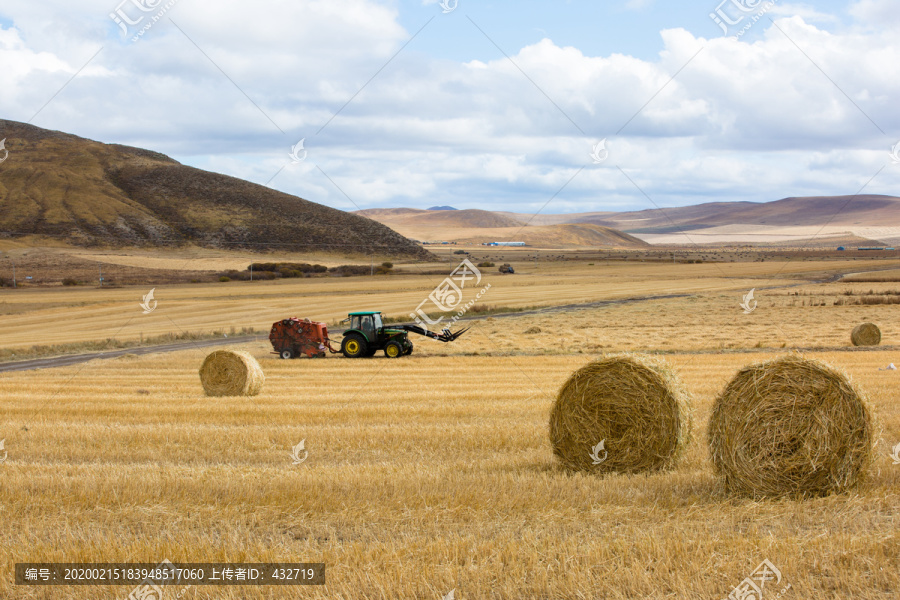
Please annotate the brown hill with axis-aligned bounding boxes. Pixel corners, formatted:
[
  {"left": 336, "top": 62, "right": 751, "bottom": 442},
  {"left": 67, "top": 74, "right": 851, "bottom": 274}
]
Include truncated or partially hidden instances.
[
  {"left": 503, "top": 195, "right": 900, "bottom": 232},
  {"left": 0, "top": 119, "right": 431, "bottom": 258},
  {"left": 356, "top": 208, "right": 524, "bottom": 229},
  {"left": 355, "top": 206, "right": 649, "bottom": 248},
  {"left": 454, "top": 223, "right": 650, "bottom": 248}
]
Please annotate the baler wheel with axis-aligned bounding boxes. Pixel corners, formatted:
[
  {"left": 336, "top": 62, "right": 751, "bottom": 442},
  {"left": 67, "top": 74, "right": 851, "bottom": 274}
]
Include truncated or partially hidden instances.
[{"left": 280, "top": 349, "right": 294, "bottom": 359}]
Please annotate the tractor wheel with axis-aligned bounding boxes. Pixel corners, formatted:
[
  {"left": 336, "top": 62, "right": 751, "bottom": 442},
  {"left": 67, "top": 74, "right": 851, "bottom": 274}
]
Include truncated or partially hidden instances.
[
  {"left": 384, "top": 341, "right": 403, "bottom": 358},
  {"left": 280, "top": 349, "right": 294, "bottom": 359},
  {"left": 404, "top": 344, "right": 414, "bottom": 356},
  {"left": 341, "top": 334, "right": 368, "bottom": 358}
]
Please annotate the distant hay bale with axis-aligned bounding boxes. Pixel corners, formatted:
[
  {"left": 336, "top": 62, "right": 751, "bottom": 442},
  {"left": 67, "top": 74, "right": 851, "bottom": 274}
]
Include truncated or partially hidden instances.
[
  {"left": 708, "top": 355, "right": 875, "bottom": 498},
  {"left": 851, "top": 322, "right": 881, "bottom": 346},
  {"left": 549, "top": 354, "right": 693, "bottom": 474},
  {"left": 199, "top": 350, "right": 265, "bottom": 397},
  {"left": 524, "top": 326, "right": 542, "bottom": 334}
]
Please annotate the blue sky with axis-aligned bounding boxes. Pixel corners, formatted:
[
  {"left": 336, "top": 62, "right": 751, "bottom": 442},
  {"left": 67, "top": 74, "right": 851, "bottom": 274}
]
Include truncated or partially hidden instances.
[{"left": 0, "top": 0, "right": 898, "bottom": 214}]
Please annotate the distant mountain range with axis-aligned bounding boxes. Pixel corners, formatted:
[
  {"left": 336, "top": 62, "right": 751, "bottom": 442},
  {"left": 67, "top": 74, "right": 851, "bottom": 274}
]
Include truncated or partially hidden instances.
[
  {"left": 358, "top": 195, "right": 900, "bottom": 247},
  {"left": 0, "top": 119, "right": 431, "bottom": 258}
]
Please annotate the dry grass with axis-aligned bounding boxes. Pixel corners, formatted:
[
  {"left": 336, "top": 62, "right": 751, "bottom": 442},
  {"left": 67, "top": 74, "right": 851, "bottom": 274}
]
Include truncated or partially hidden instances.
[
  {"left": 549, "top": 354, "right": 692, "bottom": 474},
  {"left": 708, "top": 355, "right": 876, "bottom": 498},
  {"left": 852, "top": 322, "right": 882, "bottom": 346},
  {"left": 3, "top": 253, "right": 900, "bottom": 598},
  {"left": 198, "top": 350, "right": 265, "bottom": 397},
  {"left": 1, "top": 257, "right": 894, "bottom": 352},
  {"left": 1, "top": 346, "right": 899, "bottom": 599}
]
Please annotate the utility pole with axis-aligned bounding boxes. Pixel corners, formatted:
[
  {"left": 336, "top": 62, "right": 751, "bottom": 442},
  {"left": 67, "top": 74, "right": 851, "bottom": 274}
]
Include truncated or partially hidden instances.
[
  {"left": 250, "top": 263, "right": 253, "bottom": 282},
  {"left": 99, "top": 263, "right": 103, "bottom": 287},
  {"left": 370, "top": 254, "right": 374, "bottom": 276},
  {"left": 12, "top": 262, "right": 16, "bottom": 288}
]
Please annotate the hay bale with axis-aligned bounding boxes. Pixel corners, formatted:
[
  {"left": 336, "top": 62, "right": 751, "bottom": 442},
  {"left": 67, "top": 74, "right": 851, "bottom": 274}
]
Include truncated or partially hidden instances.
[
  {"left": 199, "top": 350, "right": 265, "bottom": 396},
  {"left": 851, "top": 322, "right": 881, "bottom": 346},
  {"left": 708, "top": 355, "right": 875, "bottom": 498},
  {"left": 549, "top": 354, "right": 693, "bottom": 474}
]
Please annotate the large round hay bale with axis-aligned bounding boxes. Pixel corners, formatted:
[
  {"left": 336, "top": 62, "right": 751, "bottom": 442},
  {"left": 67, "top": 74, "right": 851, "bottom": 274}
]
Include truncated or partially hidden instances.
[
  {"left": 549, "top": 354, "right": 693, "bottom": 474},
  {"left": 199, "top": 350, "right": 265, "bottom": 396},
  {"left": 851, "top": 322, "right": 881, "bottom": 346},
  {"left": 708, "top": 355, "right": 875, "bottom": 498}
]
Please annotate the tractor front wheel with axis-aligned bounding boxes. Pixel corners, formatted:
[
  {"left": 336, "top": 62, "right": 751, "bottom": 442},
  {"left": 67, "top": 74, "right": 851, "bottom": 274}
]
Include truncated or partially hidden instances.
[
  {"left": 341, "top": 334, "right": 368, "bottom": 358},
  {"left": 280, "top": 349, "right": 294, "bottom": 359},
  {"left": 384, "top": 341, "right": 403, "bottom": 358},
  {"left": 404, "top": 344, "right": 414, "bottom": 356}
]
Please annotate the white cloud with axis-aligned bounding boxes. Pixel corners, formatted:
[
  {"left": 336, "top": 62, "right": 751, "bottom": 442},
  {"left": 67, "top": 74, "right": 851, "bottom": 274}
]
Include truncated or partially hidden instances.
[{"left": 0, "top": 1, "right": 897, "bottom": 213}]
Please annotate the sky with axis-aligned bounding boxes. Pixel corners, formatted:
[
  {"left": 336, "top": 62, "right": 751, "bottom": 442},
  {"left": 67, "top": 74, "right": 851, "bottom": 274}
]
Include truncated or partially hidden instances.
[{"left": 0, "top": 0, "right": 898, "bottom": 214}]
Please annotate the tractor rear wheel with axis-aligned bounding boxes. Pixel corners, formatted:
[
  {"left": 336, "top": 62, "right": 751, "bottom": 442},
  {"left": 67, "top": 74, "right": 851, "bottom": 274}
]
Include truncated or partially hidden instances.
[
  {"left": 384, "top": 341, "right": 403, "bottom": 358},
  {"left": 341, "top": 334, "right": 368, "bottom": 358},
  {"left": 280, "top": 349, "right": 294, "bottom": 359}
]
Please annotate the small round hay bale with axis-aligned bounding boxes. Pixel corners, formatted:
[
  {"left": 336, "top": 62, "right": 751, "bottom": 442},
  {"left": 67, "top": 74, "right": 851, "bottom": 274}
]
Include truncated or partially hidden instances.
[
  {"left": 851, "top": 322, "right": 881, "bottom": 346},
  {"left": 708, "top": 355, "right": 875, "bottom": 498},
  {"left": 199, "top": 350, "right": 265, "bottom": 397},
  {"left": 549, "top": 354, "right": 693, "bottom": 474}
]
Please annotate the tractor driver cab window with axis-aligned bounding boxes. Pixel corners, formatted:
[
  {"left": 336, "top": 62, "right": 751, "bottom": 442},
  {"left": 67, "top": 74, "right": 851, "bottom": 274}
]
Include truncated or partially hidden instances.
[
  {"left": 360, "top": 315, "right": 374, "bottom": 335},
  {"left": 372, "top": 313, "right": 383, "bottom": 330}
]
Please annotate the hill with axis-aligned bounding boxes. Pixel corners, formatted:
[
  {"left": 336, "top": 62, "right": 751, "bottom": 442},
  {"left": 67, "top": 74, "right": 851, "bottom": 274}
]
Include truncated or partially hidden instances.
[
  {"left": 0, "top": 119, "right": 431, "bottom": 258},
  {"left": 356, "top": 208, "right": 524, "bottom": 230},
  {"left": 497, "top": 195, "right": 900, "bottom": 245},
  {"left": 354, "top": 207, "right": 649, "bottom": 248}
]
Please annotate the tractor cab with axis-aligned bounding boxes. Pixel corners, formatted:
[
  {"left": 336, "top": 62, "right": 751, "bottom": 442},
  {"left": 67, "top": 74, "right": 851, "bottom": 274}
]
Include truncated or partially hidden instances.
[
  {"left": 349, "top": 312, "right": 381, "bottom": 340},
  {"left": 341, "top": 311, "right": 413, "bottom": 358}
]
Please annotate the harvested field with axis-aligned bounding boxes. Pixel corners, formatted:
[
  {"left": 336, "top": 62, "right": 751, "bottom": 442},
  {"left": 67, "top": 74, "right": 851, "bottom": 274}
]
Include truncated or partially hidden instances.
[{"left": 1, "top": 347, "right": 899, "bottom": 599}]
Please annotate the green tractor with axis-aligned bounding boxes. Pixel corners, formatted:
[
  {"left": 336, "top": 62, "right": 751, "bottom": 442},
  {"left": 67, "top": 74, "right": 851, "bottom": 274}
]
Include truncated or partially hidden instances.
[{"left": 340, "top": 311, "right": 467, "bottom": 358}]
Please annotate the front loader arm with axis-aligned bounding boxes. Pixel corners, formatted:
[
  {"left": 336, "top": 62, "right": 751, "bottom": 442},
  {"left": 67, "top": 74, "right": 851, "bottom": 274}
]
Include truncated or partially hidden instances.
[{"left": 396, "top": 324, "right": 469, "bottom": 343}]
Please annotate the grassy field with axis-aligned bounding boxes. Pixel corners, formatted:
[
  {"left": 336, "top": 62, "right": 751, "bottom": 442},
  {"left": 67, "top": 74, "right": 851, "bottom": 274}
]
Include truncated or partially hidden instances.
[
  {"left": 2, "top": 255, "right": 898, "bottom": 351},
  {"left": 2, "top": 252, "right": 900, "bottom": 599}
]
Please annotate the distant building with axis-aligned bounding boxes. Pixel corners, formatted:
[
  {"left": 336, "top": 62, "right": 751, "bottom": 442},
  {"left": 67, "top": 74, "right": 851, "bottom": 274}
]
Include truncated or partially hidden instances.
[
  {"left": 837, "top": 246, "right": 845, "bottom": 251},
  {"left": 487, "top": 242, "right": 526, "bottom": 247}
]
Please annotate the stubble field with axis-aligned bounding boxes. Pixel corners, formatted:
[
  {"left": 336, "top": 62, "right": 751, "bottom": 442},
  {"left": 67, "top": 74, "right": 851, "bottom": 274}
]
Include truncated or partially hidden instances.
[{"left": 2, "top": 253, "right": 900, "bottom": 599}]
